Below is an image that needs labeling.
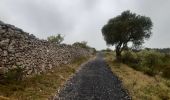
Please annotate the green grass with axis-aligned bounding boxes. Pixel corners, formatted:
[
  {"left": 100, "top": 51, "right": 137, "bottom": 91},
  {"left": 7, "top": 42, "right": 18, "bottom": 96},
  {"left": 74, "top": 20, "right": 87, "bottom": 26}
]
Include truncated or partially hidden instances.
[
  {"left": 105, "top": 52, "right": 170, "bottom": 100},
  {"left": 0, "top": 57, "right": 89, "bottom": 100}
]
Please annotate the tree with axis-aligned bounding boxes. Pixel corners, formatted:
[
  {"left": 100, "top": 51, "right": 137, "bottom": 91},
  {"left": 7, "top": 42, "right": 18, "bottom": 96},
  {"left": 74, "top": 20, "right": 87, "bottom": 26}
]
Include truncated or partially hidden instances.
[
  {"left": 102, "top": 10, "right": 153, "bottom": 60},
  {"left": 72, "top": 41, "right": 96, "bottom": 54},
  {"left": 72, "top": 41, "right": 88, "bottom": 49},
  {"left": 47, "top": 34, "right": 64, "bottom": 44}
]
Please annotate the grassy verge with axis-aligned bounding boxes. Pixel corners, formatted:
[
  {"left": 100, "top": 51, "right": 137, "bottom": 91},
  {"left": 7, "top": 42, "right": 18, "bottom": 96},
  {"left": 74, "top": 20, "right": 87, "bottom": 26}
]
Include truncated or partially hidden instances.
[
  {"left": 0, "top": 57, "right": 89, "bottom": 100},
  {"left": 105, "top": 52, "right": 170, "bottom": 100}
]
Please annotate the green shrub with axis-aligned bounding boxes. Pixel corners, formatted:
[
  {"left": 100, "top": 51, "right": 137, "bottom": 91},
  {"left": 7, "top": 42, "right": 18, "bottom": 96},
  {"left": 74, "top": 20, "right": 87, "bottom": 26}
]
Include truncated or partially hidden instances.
[
  {"left": 141, "top": 51, "right": 165, "bottom": 76},
  {"left": 141, "top": 51, "right": 163, "bottom": 67},
  {"left": 122, "top": 50, "right": 170, "bottom": 77},
  {"left": 163, "top": 54, "right": 170, "bottom": 63},
  {"left": 106, "top": 48, "right": 112, "bottom": 52},
  {"left": 0, "top": 66, "right": 25, "bottom": 84},
  {"left": 122, "top": 51, "right": 141, "bottom": 69},
  {"left": 72, "top": 41, "right": 89, "bottom": 49},
  {"left": 142, "top": 67, "right": 157, "bottom": 76},
  {"left": 122, "top": 51, "right": 134, "bottom": 63},
  {"left": 162, "top": 67, "right": 170, "bottom": 79},
  {"left": 47, "top": 34, "right": 64, "bottom": 44}
]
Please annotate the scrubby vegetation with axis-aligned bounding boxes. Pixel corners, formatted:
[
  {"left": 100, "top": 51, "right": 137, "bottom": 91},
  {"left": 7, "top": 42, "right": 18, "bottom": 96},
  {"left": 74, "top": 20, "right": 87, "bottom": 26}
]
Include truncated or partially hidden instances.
[
  {"left": 72, "top": 41, "right": 89, "bottom": 49},
  {"left": 47, "top": 34, "right": 64, "bottom": 44},
  {"left": 0, "top": 66, "right": 25, "bottom": 84},
  {"left": 145, "top": 48, "right": 170, "bottom": 54},
  {"left": 101, "top": 48, "right": 113, "bottom": 52},
  {"left": 105, "top": 51, "right": 170, "bottom": 100},
  {"left": 72, "top": 41, "right": 96, "bottom": 54},
  {"left": 121, "top": 49, "right": 170, "bottom": 78},
  {"left": 0, "top": 57, "right": 89, "bottom": 100}
]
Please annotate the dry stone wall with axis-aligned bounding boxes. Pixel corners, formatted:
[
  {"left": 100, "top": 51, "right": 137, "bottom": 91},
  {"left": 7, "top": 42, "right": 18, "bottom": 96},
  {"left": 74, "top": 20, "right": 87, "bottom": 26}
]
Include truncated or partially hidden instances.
[{"left": 0, "top": 21, "right": 91, "bottom": 77}]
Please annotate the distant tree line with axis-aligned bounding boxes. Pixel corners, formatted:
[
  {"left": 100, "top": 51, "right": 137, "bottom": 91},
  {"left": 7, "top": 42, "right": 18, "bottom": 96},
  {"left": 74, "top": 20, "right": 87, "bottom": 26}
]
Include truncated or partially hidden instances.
[{"left": 145, "top": 48, "right": 170, "bottom": 54}]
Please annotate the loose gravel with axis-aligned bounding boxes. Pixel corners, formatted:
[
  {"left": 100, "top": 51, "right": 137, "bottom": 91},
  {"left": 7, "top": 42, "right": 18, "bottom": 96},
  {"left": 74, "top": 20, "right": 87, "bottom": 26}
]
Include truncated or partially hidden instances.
[{"left": 53, "top": 53, "right": 131, "bottom": 100}]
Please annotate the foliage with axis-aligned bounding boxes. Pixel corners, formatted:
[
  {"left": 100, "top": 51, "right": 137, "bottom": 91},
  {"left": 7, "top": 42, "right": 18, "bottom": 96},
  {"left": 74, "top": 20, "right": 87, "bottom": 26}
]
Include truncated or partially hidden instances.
[
  {"left": 90, "top": 47, "right": 97, "bottom": 55},
  {"left": 106, "top": 48, "right": 112, "bottom": 52},
  {"left": 105, "top": 52, "right": 170, "bottom": 100},
  {"left": 122, "top": 50, "right": 170, "bottom": 77},
  {"left": 0, "top": 57, "right": 89, "bottom": 99},
  {"left": 101, "top": 48, "right": 113, "bottom": 52},
  {"left": 72, "top": 41, "right": 89, "bottom": 49},
  {"left": 72, "top": 41, "right": 97, "bottom": 54},
  {"left": 145, "top": 48, "right": 170, "bottom": 54},
  {"left": 162, "top": 67, "right": 170, "bottom": 79},
  {"left": 102, "top": 10, "right": 153, "bottom": 60},
  {"left": 122, "top": 51, "right": 141, "bottom": 69},
  {"left": 47, "top": 34, "right": 64, "bottom": 44},
  {"left": 0, "top": 66, "right": 25, "bottom": 84}
]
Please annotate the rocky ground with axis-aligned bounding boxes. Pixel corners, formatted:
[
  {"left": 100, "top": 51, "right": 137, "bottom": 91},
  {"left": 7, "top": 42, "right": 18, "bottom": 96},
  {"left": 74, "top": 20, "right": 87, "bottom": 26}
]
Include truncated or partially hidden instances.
[
  {"left": 0, "top": 20, "right": 90, "bottom": 77},
  {"left": 53, "top": 53, "right": 131, "bottom": 100}
]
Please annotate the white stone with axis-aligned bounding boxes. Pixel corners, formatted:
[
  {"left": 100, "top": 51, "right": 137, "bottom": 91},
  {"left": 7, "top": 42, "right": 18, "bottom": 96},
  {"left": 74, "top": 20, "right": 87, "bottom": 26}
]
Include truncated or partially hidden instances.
[
  {"left": 3, "top": 50, "right": 8, "bottom": 56},
  {"left": 0, "top": 39, "right": 10, "bottom": 46}
]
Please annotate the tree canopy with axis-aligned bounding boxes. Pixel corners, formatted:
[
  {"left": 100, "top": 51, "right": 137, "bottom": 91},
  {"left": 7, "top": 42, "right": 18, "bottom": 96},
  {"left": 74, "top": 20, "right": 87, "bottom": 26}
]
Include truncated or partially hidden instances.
[
  {"left": 72, "top": 41, "right": 88, "bottom": 49},
  {"left": 102, "top": 10, "right": 153, "bottom": 60}
]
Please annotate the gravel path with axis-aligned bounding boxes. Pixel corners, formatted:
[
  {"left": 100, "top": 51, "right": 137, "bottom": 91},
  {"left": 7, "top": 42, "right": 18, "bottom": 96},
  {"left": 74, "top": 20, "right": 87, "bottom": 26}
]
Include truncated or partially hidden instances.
[{"left": 53, "top": 53, "right": 131, "bottom": 100}]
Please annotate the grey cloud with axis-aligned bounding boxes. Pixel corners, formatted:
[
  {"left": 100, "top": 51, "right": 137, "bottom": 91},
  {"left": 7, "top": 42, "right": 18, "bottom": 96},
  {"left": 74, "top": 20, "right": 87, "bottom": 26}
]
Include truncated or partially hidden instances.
[
  {"left": 0, "top": 0, "right": 170, "bottom": 50},
  {"left": 3, "top": 0, "right": 77, "bottom": 37}
]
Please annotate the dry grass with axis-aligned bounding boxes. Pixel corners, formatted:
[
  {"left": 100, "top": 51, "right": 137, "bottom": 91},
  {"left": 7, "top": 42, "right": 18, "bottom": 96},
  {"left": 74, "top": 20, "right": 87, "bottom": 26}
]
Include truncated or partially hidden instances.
[
  {"left": 0, "top": 57, "right": 90, "bottom": 100},
  {"left": 105, "top": 52, "right": 170, "bottom": 100}
]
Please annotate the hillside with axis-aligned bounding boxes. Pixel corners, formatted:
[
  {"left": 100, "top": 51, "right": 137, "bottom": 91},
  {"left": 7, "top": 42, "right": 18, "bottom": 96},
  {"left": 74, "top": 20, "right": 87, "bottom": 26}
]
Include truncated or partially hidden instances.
[
  {"left": 0, "top": 21, "right": 93, "bottom": 99},
  {"left": 105, "top": 51, "right": 170, "bottom": 100},
  {"left": 0, "top": 20, "right": 91, "bottom": 77}
]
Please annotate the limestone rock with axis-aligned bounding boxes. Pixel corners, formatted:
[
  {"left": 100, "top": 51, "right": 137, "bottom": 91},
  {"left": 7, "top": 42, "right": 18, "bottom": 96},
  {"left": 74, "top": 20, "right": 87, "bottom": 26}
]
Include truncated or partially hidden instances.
[
  {"left": 0, "top": 20, "right": 91, "bottom": 77},
  {"left": 2, "top": 50, "right": 8, "bottom": 56},
  {"left": 0, "top": 39, "right": 10, "bottom": 47}
]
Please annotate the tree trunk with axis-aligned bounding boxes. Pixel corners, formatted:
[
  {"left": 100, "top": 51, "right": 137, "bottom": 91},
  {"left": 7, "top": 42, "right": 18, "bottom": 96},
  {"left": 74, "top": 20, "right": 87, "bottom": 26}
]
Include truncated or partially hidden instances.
[{"left": 116, "top": 48, "right": 122, "bottom": 61}]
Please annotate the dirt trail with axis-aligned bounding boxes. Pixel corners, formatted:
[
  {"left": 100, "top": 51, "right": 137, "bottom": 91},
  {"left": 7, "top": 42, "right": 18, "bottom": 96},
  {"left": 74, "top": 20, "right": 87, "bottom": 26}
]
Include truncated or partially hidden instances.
[{"left": 53, "top": 53, "right": 131, "bottom": 100}]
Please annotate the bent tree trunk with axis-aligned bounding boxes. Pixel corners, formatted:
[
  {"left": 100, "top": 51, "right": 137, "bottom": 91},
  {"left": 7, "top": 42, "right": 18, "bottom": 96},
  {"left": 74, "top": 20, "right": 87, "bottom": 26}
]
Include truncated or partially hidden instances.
[
  {"left": 116, "top": 49, "right": 121, "bottom": 61},
  {"left": 115, "top": 42, "right": 127, "bottom": 61},
  {"left": 115, "top": 43, "right": 123, "bottom": 61}
]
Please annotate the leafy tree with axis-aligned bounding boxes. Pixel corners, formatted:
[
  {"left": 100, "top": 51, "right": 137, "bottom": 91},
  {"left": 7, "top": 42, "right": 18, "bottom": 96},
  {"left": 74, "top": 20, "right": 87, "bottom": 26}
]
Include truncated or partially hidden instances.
[
  {"left": 47, "top": 34, "right": 64, "bottom": 44},
  {"left": 102, "top": 10, "right": 153, "bottom": 60},
  {"left": 72, "top": 41, "right": 88, "bottom": 49},
  {"left": 73, "top": 41, "right": 96, "bottom": 54}
]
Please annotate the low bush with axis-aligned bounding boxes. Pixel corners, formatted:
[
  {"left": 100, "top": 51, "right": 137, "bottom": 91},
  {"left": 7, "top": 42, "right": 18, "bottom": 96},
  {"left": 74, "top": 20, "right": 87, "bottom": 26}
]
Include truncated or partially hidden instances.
[
  {"left": 162, "top": 67, "right": 170, "bottom": 79},
  {"left": 122, "top": 51, "right": 143, "bottom": 71},
  {"left": 121, "top": 50, "right": 170, "bottom": 78},
  {"left": 0, "top": 66, "right": 25, "bottom": 84},
  {"left": 0, "top": 57, "right": 89, "bottom": 99},
  {"left": 140, "top": 51, "right": 164, "bottom": 76}
]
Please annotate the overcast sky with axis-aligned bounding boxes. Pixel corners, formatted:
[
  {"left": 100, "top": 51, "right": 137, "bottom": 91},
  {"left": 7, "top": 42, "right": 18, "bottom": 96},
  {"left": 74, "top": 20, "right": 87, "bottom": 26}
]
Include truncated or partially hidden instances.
[{"left": 0, "top": 0, "right": 170, "bottom": 50}]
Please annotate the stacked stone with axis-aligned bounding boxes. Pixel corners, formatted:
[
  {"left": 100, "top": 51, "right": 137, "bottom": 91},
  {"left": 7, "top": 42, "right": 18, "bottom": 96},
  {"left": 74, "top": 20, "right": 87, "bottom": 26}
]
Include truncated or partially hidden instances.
[{"left": 0, "top": 21, "right": 90, "bottom": 77}]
